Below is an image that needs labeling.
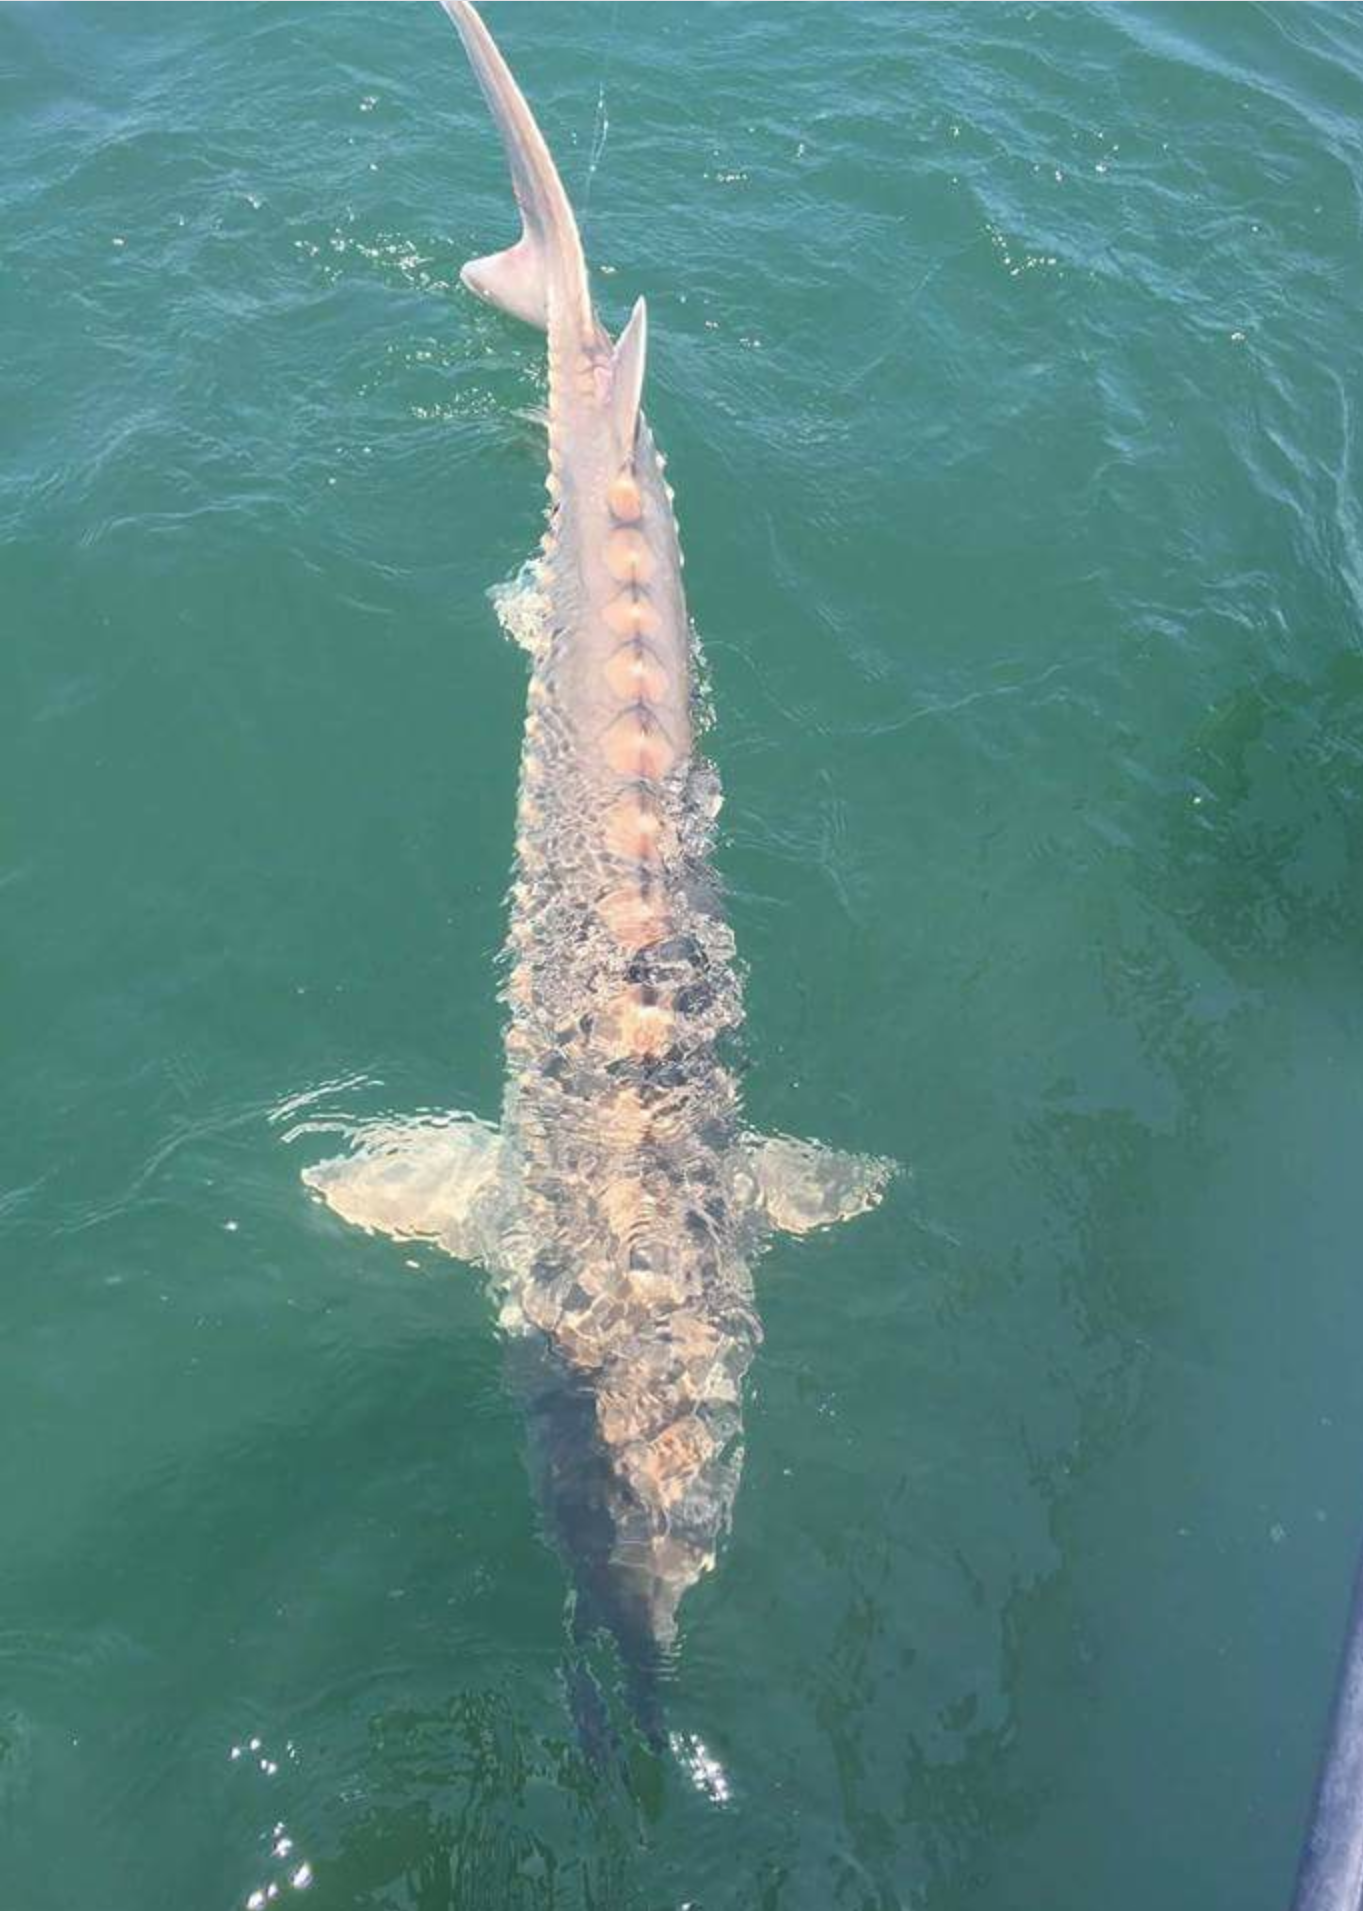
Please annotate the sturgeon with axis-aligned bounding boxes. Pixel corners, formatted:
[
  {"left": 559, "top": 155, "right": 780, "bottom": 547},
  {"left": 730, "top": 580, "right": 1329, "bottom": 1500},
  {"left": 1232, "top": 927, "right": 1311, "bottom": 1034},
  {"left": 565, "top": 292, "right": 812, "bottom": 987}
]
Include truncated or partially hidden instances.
[{"left": 304, "top": 0, "right": 893, "bottom": 1734}]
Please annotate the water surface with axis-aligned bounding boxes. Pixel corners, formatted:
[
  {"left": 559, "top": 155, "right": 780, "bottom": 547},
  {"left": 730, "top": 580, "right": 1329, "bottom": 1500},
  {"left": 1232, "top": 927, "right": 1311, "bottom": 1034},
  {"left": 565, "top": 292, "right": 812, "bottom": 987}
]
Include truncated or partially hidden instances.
[{"left": 4, "top": 5, "right": 1363, "bottom": 1907}]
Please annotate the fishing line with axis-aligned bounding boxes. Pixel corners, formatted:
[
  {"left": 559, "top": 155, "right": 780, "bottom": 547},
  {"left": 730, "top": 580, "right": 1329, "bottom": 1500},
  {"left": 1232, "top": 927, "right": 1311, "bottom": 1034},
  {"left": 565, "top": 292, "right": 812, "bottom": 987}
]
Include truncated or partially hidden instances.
[{"left": 580, "top": 1, "right": 619, "bottom": 248}]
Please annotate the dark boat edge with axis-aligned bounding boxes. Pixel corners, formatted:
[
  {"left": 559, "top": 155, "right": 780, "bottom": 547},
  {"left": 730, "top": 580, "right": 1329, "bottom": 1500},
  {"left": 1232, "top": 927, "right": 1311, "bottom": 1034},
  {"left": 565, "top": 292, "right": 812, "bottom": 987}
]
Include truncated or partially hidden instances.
[{"left": 1292, "top": 1533, "right": 1363, "bottom": 1911}]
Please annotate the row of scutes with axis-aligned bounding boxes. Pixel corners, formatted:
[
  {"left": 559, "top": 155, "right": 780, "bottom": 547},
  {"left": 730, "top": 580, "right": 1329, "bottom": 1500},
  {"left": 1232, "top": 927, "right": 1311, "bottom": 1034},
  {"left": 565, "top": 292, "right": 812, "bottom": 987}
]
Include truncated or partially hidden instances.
[
  {"left": 597, "top": 458, "right": 679, "bottom": 1061},
  {"left": 599, "top": 457, "right": 677, "bottom": 964}
]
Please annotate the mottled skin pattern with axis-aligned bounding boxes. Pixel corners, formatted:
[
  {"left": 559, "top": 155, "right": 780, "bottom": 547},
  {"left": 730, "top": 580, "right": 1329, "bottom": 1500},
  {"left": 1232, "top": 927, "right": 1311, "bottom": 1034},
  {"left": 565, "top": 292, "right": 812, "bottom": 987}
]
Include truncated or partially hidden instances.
[
  {"left": 472, "top": 15, "right": 759, "bottom": 1649},
  {"left": 499, "top": 398, "right": 757, "bottom": 1647},
  {"left": 302, "top": 0, "right": 892, "bottom": 1717}
]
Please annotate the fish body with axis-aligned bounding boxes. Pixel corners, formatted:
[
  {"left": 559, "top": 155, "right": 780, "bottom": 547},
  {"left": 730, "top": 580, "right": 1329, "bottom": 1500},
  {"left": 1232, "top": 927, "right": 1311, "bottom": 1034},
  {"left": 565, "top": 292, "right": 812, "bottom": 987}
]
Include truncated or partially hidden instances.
[{"left": 304, "top": 0, "right": 892, "bottom": 1715}]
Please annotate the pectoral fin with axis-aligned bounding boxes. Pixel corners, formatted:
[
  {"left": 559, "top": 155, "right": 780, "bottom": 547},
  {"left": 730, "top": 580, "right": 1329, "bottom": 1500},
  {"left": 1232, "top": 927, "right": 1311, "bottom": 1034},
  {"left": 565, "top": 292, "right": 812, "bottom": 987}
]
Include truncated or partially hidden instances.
[
  {"left": 302, "top": 1114, "right": 508, "bottom": 1267},
  {"left": 742, "top": 1133, "right": 896, "bottom": 1236}
]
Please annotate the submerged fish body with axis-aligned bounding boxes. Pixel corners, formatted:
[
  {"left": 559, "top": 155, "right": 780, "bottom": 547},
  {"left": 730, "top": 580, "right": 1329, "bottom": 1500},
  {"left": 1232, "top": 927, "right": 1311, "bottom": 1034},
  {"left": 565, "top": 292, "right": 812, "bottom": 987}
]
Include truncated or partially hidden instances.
[{"left": 304, "top": 0, "right": 892, "bottom": 1710}]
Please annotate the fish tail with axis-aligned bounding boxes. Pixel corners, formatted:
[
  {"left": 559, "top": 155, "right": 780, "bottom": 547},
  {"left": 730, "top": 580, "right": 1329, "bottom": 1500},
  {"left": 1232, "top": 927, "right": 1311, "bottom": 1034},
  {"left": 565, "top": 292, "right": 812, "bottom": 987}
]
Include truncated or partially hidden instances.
[{"left": 437, "top": 0, "right": 594, "bottom": 341}]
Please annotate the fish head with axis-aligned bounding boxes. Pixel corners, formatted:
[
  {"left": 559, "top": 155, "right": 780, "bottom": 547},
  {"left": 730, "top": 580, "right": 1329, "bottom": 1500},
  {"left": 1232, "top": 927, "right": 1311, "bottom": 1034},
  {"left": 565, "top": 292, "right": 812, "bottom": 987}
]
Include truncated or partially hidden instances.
[
  {"left": 589, "top": 1318, "right": 752, "bottom": 1650},
  {"left": 516, "top": 1275, "right": 755, "bottom": 1649}
]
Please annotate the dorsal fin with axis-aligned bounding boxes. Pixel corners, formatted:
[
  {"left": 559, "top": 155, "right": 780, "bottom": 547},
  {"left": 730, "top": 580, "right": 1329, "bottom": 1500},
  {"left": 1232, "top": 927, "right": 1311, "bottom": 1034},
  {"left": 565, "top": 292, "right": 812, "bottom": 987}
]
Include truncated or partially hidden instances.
[
  {"left": 439, "top": 0, "right": 593, "bottom": 341},
  {"left": 611, "top": 297, "right": 648, "bottom": 454}
]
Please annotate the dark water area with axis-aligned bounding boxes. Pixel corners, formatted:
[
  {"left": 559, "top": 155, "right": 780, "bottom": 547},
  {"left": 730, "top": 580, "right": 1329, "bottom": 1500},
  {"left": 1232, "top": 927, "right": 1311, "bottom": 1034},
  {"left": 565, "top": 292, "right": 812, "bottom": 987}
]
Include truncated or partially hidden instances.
[{"left": 4, "top": 5, "right": 1363, "bottom": 1906}]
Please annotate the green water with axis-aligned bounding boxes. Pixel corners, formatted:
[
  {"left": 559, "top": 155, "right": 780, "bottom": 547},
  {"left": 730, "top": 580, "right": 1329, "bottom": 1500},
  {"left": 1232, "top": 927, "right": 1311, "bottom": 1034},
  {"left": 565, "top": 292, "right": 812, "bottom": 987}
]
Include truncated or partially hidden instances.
[{"left": 5, "top": 4, "right": 1363, "bottom": 1905}]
